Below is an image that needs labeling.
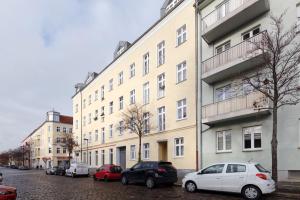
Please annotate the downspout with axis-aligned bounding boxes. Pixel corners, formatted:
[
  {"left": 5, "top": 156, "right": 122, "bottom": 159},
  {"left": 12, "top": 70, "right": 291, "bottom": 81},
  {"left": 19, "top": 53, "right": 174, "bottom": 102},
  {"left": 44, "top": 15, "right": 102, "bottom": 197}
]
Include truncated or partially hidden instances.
[{"left": 80, "top": 91, "right": 83, "bottom": 162}]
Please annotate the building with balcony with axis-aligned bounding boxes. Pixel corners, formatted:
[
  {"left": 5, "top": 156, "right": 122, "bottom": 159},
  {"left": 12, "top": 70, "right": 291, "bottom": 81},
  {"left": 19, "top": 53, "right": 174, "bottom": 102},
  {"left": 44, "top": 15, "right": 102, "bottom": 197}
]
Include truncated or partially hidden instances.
[
  {"left": 197, "top": 0, "right": 300, "bottom": 180},
  {"left": 72, "top": 0, "right": 197, "bottom": 173},
  {"left": 22, "top": 111, "right": 73, "bottom": 169}
]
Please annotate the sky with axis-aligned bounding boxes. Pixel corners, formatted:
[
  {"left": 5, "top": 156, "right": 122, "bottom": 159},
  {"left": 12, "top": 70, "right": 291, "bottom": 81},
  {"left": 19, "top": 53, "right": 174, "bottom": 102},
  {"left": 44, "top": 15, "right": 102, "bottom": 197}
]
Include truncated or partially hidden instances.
[{"left": 0, "top": 0, "right": 163, "bottom": 152}]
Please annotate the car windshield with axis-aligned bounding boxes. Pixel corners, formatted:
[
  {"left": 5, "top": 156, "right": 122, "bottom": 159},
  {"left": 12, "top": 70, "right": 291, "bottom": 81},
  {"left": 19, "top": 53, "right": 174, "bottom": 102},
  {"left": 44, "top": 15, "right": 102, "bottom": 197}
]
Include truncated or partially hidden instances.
[
  {"left": 111, "top": 166, "right": 122, "bottom": 173},
  {"left": 255, "top": 164, "right": 269, "bottom": 173}
]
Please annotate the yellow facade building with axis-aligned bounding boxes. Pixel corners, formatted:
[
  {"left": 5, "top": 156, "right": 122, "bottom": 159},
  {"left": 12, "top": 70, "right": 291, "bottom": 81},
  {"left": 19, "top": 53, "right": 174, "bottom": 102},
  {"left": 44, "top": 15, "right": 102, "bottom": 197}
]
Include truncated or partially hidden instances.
[{"left": 72, "top": 0, "right": 197, "bottom": 173}]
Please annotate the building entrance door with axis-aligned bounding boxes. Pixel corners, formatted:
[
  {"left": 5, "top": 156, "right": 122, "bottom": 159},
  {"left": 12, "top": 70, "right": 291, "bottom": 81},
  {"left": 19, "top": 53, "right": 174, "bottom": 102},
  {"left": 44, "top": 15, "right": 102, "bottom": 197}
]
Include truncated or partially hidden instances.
[
  {"left": 118, "top": 147, "right": 126, "bottom": 169},
  {"left": 158, "top": 141, "right": 168, "bottom": 161}
]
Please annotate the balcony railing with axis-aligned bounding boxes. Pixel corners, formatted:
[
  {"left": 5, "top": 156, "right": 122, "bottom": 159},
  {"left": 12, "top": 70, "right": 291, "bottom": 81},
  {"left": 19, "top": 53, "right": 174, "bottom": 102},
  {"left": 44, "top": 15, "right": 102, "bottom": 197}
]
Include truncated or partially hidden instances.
[
  {"left": 202, "top": 0, "right": 247, "bottom": 31},
  {"left": 202, "top": 91, "right": 268, "bottom": 120},
  {"left": 202, "top": 31, "right": 265, "bottom": 75}
]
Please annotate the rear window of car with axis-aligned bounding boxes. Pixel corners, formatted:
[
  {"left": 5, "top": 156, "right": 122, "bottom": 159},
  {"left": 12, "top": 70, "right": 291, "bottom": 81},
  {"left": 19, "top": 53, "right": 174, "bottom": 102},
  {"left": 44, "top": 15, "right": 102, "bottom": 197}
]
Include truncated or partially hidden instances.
[
  {"left": 111, "top": 166, "right": 122, "bottom": 173},
  {"left": 158, "top": 162, "right": 175, "bottom": 169},
  {"left": 226, "top": 164, "right": 246, "bottom": 173},
  {"left": 255, "top": 164, "right": 269, "bottom": 173}
]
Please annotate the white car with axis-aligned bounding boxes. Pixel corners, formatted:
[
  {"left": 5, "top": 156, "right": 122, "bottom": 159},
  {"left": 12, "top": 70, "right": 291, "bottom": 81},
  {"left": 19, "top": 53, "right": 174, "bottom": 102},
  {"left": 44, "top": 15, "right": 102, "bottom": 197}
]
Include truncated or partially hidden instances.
[
  {"left": 182, "top": 162, "right": 275, "bottom": 200},
  {"left": 65, "top": 163, "right": 89, "bottom": 178}
]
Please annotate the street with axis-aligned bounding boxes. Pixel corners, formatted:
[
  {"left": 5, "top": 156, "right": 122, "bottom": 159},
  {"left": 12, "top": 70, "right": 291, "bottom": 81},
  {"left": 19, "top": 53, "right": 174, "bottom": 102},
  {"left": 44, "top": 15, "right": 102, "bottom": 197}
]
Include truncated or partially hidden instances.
[{"left": 1, "top": 167, "right": 299, "bottom": 200}]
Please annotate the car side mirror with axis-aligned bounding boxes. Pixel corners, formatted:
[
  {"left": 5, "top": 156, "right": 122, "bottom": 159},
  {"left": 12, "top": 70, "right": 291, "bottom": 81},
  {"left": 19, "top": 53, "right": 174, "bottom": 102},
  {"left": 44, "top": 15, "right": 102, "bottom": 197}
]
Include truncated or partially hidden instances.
[{"left": 197, "top": 171, "right": 203, "bottom": 175}]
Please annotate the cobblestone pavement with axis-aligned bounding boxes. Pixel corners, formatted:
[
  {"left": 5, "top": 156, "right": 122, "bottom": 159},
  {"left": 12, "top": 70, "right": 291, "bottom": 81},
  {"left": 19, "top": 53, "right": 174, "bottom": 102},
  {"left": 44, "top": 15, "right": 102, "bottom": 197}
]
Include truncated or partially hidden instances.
[{"left": 0, "top": 167, "right": 298, "bottom": 200}]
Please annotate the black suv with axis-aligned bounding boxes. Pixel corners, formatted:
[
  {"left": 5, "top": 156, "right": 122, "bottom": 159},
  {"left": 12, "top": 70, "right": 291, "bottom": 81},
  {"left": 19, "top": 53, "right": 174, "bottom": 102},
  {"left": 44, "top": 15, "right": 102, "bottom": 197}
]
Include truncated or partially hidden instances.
[{"left": 121, "top": 161, "right": 177, "bottom": 189}]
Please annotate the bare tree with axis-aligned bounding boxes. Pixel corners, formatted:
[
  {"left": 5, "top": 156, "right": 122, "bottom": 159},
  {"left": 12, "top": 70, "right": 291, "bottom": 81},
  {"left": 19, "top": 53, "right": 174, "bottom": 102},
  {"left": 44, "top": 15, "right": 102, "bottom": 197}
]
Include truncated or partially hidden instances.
[
  {"left": 62, "top": 132, "right": 78, "bottom": 167},
  {"left": 117, "top": 104, "right": 154, "bottom": 162},
  {"left": 244, "top": 13, "right": 300, "bottom": 183},
  {"left": 0, "top": 151, "right": 10, "bottom": 165}
]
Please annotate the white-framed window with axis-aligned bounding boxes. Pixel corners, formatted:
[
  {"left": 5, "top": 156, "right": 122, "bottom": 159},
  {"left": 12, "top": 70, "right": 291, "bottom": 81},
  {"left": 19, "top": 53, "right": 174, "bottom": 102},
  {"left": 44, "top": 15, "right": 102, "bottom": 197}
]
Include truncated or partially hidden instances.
[
  {"left": 176, "top": 24, "right": 187, "bottom": 46},
  {"left": 101, "top": 127, "right": 105, "bottom": 144},
  {"left": 243, "top": 126, "right": 262, "bottom": 151},
  {"left": 242, "top": 27, "right": 260, "bottom": 41},
  {"left": 109, "top": 79, "right": 113, "bottom": 91},
  {"left": 101, "top": 150, "right": 105, "bottom": 165},
  {"left": 83, "top": 99, "right": 86, "bottom": 109},
  {"left": 63, "top": 127, "right": 67, "bottom": 133},
  {"left": 174, "top": 137, "right": 184, "bottom": 157},
  {"left": 216, "top": 130, "right": 232, "bottom": 152},
  {"left": 101, "top": 85, "right": 105, "bottom": 100},
  {"left": 109, "top": 124, "right": 113, "bottom": 138},
  {"left": 88, "top": 95, "right": 92, "bottom": 105},
  {"left": 130, "top": 89, "right": 136, "bottom": 104},
  {"left": 56, "top": 126, "right": 61, "bottom": 132},
  {"left": 83, "top": 116, "right": 86, "bottom": 127},
  {"left": 118, "top": 71, "right": 124, "bottom": 85},
  {"left": 143, "top": 112, "right": 150, "bottom": 134},
  {"left": 119, "top": 96, "right": 124, "bottom": 110},
  {"left": 75, "top": 104, "right": 78, "bottom": 113},
  {"left": 95, "top": 150, "right": 99, "bottom": 166},
  {"left": 57, "top": 147, "right": 61, "bottom": 154},
  {"left": 216, "top": 41, "right": 231, "bottom": 55},
  {"left": 69, "top": 128, "right": 72, "bottom": 133},
  {"left": 215, "top": 84, "right": 233, "bottom": 102},
  {"left": 95, "top": 109, "right": 98, "bottom": 120},
  {"left": 75, "top": 120, "right": 78, "bottom": 129},
  {"left": 177, "top": 61, "right": 187, "bottom": 83},
  {"left": 95, "top": 90, "right": 98, "bottom": 101},
  {"left": 109, "top": 149, "right": 113, "bottom": 164},
  {"left": 119, "top": 121, "right": 124, "bottom": 135},
  {"left": 177, "top": 98, "right": 187, "bottom": 120},
  {"left": 130, "top": 63, "right": 135, "bottom": 78},
  {"left": 49, "top": 147, "right": 52, "bottom": 154},
  {"left": 157, "top": 41, "right": 165, "bottom": 66},
  {"left": 88, "top": 132, "right": 92, "bottom": 143},
  {"left": 48, "top": 126, "right": 51, "bottom": 132},
  {"left": 130, "top": 145, "right": 136, "bottom": 160},
  {"left": 216, "top": 0, "right": 229, "bottom": 20},
  {"left": 109, "top": 101, "right": 113, "bottom": 114},
  {"left": 95, "top": 130, "right": 99, "bottom": 142},
  {"left": 143, "top": 53, "right": 150, "bottom": 76},
  {"left": 143, "top": 82, "right": 150, "bottom": 105},
  {"left": 157, "top": 73, "right": 165, "bottom": 98},
  {"left": 143, "top": 143, "right": 150, "bottom": 160},
  {"left": 158, "top": 106, "right": 166, "bottom": 132},
  {"left": 88, "top": 113, "right": 92, "bottom": 124},
  {"left": 63, "top": 148, "right": 67, "bottom": 154}
]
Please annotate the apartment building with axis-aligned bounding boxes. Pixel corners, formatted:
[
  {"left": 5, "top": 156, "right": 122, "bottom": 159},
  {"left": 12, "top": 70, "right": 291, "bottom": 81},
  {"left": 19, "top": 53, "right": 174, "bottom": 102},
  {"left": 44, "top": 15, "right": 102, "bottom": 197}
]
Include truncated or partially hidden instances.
[
  {"left": 72, "top": 0, "right": 197, "bottom": 173},
  {"left": 197, "top": 0, "right": 300, "bottom": 180},
  {"left": 22, "top": 111, "right": 73, "bottom": 169}
]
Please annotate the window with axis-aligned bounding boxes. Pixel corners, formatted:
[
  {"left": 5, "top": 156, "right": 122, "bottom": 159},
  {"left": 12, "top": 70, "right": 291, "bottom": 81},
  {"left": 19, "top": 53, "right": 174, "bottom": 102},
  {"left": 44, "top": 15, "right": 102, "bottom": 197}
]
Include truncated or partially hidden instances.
[
  {"left": 94, "top": 109, "right": 98, "bottom": 120},
  {"left": 217, "top": 130, "right": 231, "bottom": 152},
  {"left": 174, "top": 137, "right": 184, "bottom": 157},
  {"left": 177, "top": 61, "right": 187, "bottom": 83},
  {"left": 143, "top": 53, "right": 150, "bottom": 75},
  {"left": 118, "top": 71, "right": 124, "bottom": 85},
  {"left": 226, "top": 164, "right": 246, "bottom": 173},
  {"left": 216, "top": 41, "right": 231, "bottom": 54},
  {"left": 83, "top": 116, "right": 86, "bottom": 126},
  {"left": 101, "top": 127, "right": 105, "bottom": 144},
  {"left": 95, "top": 130, "right": 99, "bottom": 142},
  {"left": 75, "top": 104, "right": 78, "bottom": 113},
  {"left": 89, "top": 152, "right": 92, "bottom": 165},
  {"left": 109, "top": 124, "right": 113, "bottom": 138},
  {"left": 63, "top": 148, "right": 67, "bottom": 154},
  {"left": 49, "top": 147, "right": 52, "bottom": 154},
  {"left": 95, "top": 90, "right": 98, "bottom": 101},
  {"left": 95, "top": 151, "right": 99, "bottom": 166},
  {"left": 177, "top": 98, "right": 187, "bottom": 120},
  {"left": 202, "top": 164, "right": 225, "bottom": 174},
  {"left": 101, "top": 85, "right": 105, "bottom": 100},
  {"left": 57, "top": 147, "right": 61, "bottom": 154},
  {"left": 109, "top": 101, "right": 113, "bottom": 114},
  {"left": 243, "top": 126, "right": 262, "bottom": 150},
  {"left": 177, "top": 24, "right": 187, "bottom": 46},
  {"left": 75, "top": 120, "right": 78, "bottom": 129},
  {"left": 119, "top": 121, "right": 124, "bottom": 135},
  {"left": 89, "top": 132, "right": 92, "bottom": 143},
  {"left": 143, "top": 112, "right": 150, "bottom": 134},
  {"left": 143, "top": 82, "right": 150, "bottom": 105},
  {"left": 83, "top": 99, "right": 86, "bottom": 109},
  {"left": 143, "top": 143, "right": 150, "bottom": 159},
  {"left": 243, "top": 80, "right": 255, "bottom": 95},
  {"left": 56, "top": 126, "right": 61, "bottom": 132},
  {"left": 130, "top": 145, "right": 136, "bottom": 160},
  {"left": 242, "top": 27, "right": 260, "bottom": 41},
  {"left": 63, "top": 127, "right": 67, "bottom": 133},
  {"left": 130, "top": 89, "right": 136, "bottom": 104},
  {"left": 119, "top": 96, "right": 124, "bottom": 110},
  {"left": 157, "top": 73, "right": 165, "bottom": 98},
  {"left": 56, "top": 137, "right": 61, "bottom": 143},
  {"left": 158, "top": 106, "right": 166, "bottom": 131},
  {"left": 130, "top": 63, "right": 135, "bottom": 78},
  {"left": 69, "top": 128, "right": 72, "bottom": 133},
  {"left": 157, "top": 41, "right": 165, "bottom": 66},
  {"left": 48, "top": 137, "right": 51, "bottom": 143},
  {"left": 215, "top": 84, "right": 233, "bottom": 102},
  {"left": 217, "top": 1, "right": 229, "bottom": 20},
  {"left": 109, "top": 149, "right": 113, "bottom": 164},
  {"left": 88, "top": 113, "right": 92, "bottom": 124},
  {"left": 88, "top": 95, "right": 92, "bottom": 105},
  {"left": 109, "top": 79, "right": 113, "bottom": 91},
  {"left": 101, "top": 150, "right": 105, "bottom": 165}
]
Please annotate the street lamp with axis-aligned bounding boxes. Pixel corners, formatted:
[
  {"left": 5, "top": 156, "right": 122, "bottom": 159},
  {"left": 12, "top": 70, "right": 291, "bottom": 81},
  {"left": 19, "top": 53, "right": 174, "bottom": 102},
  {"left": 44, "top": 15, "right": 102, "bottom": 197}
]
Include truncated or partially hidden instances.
[{"left": 83, "top": 138, "right": 88, "bottom": 165}]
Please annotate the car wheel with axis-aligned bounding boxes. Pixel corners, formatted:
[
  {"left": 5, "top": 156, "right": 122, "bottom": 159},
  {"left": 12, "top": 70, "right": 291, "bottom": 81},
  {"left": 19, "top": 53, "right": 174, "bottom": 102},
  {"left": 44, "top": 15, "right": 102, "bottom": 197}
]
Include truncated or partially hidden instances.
[
  {"left": 121, "top": 175, "right": 128, "bottom": 185},
  {"left": 242, "top": 185, "right": 262, "bottom": 200},
  {"left": 72, "top": 173, "right": 76, "bottom": 178},
  {"left": 104, "top": 176, "right": 109, "bottom": 182},
  {"left": 146, "top": 177, "right": 155, "bottom": 189},
  {"left": 46, "top": 171, "right": 48, "bottom": 175},
  {"left": 185, "top": 181, "right": 197, "bottom": 193}
]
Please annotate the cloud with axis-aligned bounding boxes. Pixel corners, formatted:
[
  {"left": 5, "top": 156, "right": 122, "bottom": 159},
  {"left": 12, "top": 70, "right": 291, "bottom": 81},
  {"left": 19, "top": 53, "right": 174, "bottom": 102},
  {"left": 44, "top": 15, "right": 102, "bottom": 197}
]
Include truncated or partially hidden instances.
[{"left": 0, "top": 0, "right": 163, "bottom": 152}]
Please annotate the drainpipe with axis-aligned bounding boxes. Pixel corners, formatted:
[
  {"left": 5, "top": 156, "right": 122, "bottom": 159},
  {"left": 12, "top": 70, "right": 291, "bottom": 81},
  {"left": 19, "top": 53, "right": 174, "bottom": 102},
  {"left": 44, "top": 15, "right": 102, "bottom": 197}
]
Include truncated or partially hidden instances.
[{"left": 80, "top": 91, "right": 83, "bottom": 162}]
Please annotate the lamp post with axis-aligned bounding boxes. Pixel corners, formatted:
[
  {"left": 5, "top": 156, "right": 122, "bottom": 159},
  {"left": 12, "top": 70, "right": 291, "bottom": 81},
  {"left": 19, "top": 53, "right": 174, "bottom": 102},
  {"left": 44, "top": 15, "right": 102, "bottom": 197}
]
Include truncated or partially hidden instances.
[{"left": 83, "top": 138, "right": 88, "bottom": 165}]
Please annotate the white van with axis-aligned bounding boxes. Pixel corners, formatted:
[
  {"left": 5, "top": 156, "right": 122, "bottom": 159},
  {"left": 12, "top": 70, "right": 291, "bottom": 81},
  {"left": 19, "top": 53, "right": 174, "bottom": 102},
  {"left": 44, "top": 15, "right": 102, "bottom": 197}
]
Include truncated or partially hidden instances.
[{"left": 65, "top": 163, "right": 89, "bottom": 177}]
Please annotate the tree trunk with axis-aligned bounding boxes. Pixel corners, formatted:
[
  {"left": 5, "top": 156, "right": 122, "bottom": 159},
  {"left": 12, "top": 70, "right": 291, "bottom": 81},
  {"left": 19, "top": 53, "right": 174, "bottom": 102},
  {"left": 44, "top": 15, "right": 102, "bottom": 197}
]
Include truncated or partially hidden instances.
[
  {"left": 68, "top": 152, "right": 71, "bottom": 168},
  {"left": 138, "top": 134, "right": 142, "bottom": 162},
  {"left": 271, "top": 106, "right": 278, "bottom": 183}
]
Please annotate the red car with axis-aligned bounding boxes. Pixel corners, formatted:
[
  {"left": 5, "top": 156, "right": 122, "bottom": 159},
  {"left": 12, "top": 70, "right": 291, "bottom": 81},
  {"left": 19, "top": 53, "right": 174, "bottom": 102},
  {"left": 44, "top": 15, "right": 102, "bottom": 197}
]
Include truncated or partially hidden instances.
[
  {"left": 0, "top": 185, "right": 17, "bottom": 200},
  {"left": 93, "top": 164, "right": 122, "bottom": 181}
]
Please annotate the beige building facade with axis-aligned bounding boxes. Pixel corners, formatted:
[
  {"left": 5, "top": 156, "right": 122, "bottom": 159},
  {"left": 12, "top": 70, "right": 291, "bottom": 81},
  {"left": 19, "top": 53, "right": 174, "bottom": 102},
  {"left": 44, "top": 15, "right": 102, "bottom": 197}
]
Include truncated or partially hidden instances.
[
  {"left": 72, "top": 0, "right": 198, "bottom": 172},
  {"left": 23, "top": 111, "right": 73, "bottom": 169}
]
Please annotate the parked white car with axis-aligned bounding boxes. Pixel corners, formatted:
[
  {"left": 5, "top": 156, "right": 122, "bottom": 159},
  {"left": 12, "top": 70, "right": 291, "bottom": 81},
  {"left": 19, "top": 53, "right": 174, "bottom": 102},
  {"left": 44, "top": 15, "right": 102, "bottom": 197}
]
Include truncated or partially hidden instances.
[
  {"left": 182, "top": 162, "right": 275, "bottom": 200},
  {"left": 65, "top": 163, "right": 89, "bottom": 178}
]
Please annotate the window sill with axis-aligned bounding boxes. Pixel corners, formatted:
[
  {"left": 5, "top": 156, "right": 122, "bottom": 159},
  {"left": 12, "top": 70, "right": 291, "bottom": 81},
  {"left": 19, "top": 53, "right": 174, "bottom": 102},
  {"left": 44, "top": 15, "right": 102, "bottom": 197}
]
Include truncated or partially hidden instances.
[
  {"left": 157, "top": 63, "right": 165, "bottom": 68},
  {"left": 242, "top": 148, "right": 263, "bottom": 152},
  {"left": 174, "top": 156, "right": 184, "bottom": 159},
  {"left": 176, "top": 79, "right": 187, "bottom": 85},
  {"left": 176, "top": 117, "right": 187, "bottom": 122},
  {"left": 175, "top": 40, "right": 187, "bottom": 48},
  {"left": 216, "top": 150, "right": 232, "bottom": 154},
  {"left": 157, "top": 96, "right": 165, "bottom": 101}
]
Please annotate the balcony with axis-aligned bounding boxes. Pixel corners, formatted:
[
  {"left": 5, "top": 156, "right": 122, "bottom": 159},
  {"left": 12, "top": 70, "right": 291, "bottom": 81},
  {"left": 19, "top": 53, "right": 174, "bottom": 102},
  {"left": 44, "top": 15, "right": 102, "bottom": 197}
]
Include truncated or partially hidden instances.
[
  {"left": 202, "top": 32, "right": 265, "bottom": 84},
  {"left": 202, "top": 91, "right": 270, "bottom": 125},
  {"left": 202, "top": 0, "right": 269, "bottom": 44}
]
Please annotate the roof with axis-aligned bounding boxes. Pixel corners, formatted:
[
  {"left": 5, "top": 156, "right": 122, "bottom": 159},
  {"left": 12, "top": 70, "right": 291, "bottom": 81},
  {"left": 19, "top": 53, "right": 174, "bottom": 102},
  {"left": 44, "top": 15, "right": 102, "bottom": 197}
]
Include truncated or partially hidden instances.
[{"left": 59, "top": 115, "right": 73, "bottom": 125}]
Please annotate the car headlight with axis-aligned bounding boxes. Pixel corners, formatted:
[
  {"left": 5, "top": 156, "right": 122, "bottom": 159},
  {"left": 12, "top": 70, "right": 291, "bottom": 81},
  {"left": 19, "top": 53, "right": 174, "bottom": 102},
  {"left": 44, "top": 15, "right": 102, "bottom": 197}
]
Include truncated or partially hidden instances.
[{"left": 0, "top": 191, "right": 7, "bottom": 195}]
